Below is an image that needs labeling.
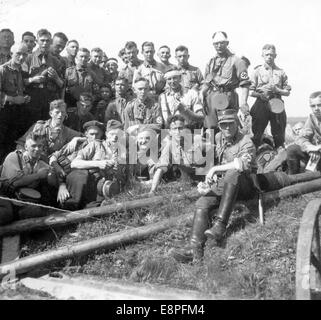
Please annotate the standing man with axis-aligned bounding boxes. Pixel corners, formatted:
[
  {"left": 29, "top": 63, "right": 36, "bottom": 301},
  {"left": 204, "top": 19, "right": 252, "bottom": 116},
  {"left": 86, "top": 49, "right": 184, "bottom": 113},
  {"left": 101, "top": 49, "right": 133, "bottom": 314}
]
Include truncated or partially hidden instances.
[
  {"left": 0, "top": 29, "right": 14, "bottom": 65},
  {"left": 157, "top": 45, "right": 175, "bottom": 73},
  {"left": 133, "top": 42, "right": 166, "bottom": 97},
  {"left": 23, "top": 29, "right": 64, "bottom": 126},
  {"left": 119, "top": 41, "right": 143, "bottom": 87},
  {"left": 0, "top": 43, "right": 30, "bottom": 162},
  {"left": 105, "top": 58, "right": 119, "bottom": 90},
  {"left": 201, "top": 31, "right": 251, "bottom": 130},
  {"left": 62, "top": 40, "right": 79, "bottom": 68},
  {"left": 50, "top": 32, "right": 69, "bottom": 75},
  {"left": 175, "top": 45, "right": 203, "bottom": 93},
  {"left": 88, "top": 47, "right": 109, "bottom": 88},
  {"left": 22, "top": 31, "right": 36, "bottom": 54},
  {"left": 250, "top": 44, "right": 291, "bottom": 149}
]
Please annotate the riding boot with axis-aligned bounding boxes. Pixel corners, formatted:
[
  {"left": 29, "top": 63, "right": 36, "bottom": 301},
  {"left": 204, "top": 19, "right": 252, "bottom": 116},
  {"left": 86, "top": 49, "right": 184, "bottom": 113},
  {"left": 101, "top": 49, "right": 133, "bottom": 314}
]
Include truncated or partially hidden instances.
[
  {"left": 287, "top": 159, "right": 300, "bottom": 175},
  {"left": 170, "top": 208, "right": 209, "bottom": 263},
  {"left": 205, "top": 183, "right": 239, "bottom": 241}
]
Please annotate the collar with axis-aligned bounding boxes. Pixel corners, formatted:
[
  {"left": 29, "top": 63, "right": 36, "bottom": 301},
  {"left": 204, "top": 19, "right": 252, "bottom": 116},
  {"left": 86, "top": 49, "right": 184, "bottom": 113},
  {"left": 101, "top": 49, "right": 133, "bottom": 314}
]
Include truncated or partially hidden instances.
[
  {"left": 22, "top": 151, "right": 39, "bottom": 164},
  {"left": 7, "top": 59, "right": 21, "bottom": 71},
  {"left": 129, "top": 59, "right": 142, "bottom": 68},
  {"left": 76, "top": 64, "right": 87, "bottom": 72},
  {"left": 35, "top": 48, "right": 49, "bottom": 58},
  {"left": 264, "top": 62, "right": 277, "bottom": 70},
  {"left": 144, "top": 59, "right": 157, "bottom": 68},
  {"left": 177, "top": 63, "right": 190, "bottom": 71},
  {"left": 220, "top": 130, "right": 242, "bottom": 147},
  {"left": 166, "top": 85, "right": 183, "bottom": 96}
]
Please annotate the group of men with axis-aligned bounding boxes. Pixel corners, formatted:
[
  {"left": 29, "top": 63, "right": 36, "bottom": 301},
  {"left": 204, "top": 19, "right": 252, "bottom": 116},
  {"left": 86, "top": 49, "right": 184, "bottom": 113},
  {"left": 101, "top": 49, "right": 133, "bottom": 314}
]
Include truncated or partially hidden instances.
[{"left": 1, "top": 27, "right": 321, "bottom": 264}]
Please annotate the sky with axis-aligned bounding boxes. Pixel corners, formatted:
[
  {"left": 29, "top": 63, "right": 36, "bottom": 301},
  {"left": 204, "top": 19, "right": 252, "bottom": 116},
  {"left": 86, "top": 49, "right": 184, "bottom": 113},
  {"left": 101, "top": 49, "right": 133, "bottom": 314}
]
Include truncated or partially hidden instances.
[{"left": 1, "top": 0, "right": 320, "bottom": 117}]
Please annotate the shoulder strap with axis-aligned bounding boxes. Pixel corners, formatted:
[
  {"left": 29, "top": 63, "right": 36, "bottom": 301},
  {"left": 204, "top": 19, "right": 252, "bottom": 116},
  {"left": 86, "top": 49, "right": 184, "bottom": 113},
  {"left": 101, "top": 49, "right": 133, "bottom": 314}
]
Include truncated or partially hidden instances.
[{"left": 16, "top": 150, "right": 24, "bottom": 171}]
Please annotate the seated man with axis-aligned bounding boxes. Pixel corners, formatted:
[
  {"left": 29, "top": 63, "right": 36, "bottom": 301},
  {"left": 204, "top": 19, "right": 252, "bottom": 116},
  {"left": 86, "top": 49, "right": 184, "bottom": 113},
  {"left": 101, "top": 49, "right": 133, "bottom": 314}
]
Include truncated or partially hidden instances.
[
  {"left": 0, "top": 132, "right": 55, "bottom": 210},
  {"left": 64, "top": 92, "right": 95, "bottom": 132},
  {"left": 149, "top": 115, "right": 206, "bottom": 194},
  {"left": 170, "top": 109, "right": 256, "bottom": 263},
  {"left": 71, "top": 120, "right": 127, "bottom": 204},
  {"left": 49, "top": 121, "right": 105, "bottom": 210},
  {"left": 16, "top": 99, "right": 81, "bottom": 163},
  {"left": 158, "top": 67, "right": 204, "bottom": 130},
  {"left": 287, "top": 92, "right": 321, "bottom": 174}
]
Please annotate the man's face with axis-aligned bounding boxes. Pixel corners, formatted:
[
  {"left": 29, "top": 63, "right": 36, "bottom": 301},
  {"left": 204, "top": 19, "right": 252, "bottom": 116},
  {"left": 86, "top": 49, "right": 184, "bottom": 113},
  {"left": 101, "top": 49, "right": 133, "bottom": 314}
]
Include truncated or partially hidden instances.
[
  {"left": 175, "top": 50, "right": 189, "bottom": 67},
  {"left": 115, "top": 79, "right": 128, "bottom": 97},
  {"left": 66, "top": 41, "right": 79, "bottom": 57},
  {"left": 142, "top": 45, "right": 155, "bottom": 63},
  {"left": 106, "top": 61, "right": 118, "bottom": 74},
  {"left": 100, "top": 87, "right": 112, "bottom": 101},
  {"left": 293, "top": 123, "right": 303, "bottom": 136},
  {"left": 213, "top": 41, "right": 228, "bottom": 55},
  {"left": 78, "top": 97, "right": 93, "bottom": 114},
  {"left": 37, "top": 35, "right": 52, "bottom": 53},
  {"left": 134, "top": 80, "right": 149, "bottom": 101},
  {"left": 106, "top": 128, "right": 122, "bottom": 144},
  {"left": 76, "top": 51, "right": 90, "bottom": 67},
  {"left": 51, "top": 36, "right": 67, "bottom": 56},
  {"left": 125, "top": 47, "right": 138, "bottom": 63},
  {"left": 25, "top": 138, "right": 43, "bottom": 159},
  {"left": 219, "top": 120, "right": 238, "bottom": 139},
  {"left": 0, "top": 31, "right": 14, "bottom": 49},
  {"left": 91, "top": 51, "right": 102, "bottom": 66},
  {"left": 22, "top": 35, "right": 36, "bottom": 53},
  {"left": 86, "top": 127, "right": 103, "bottom": 141},
  {"left": 158, "top": 47, "right": 171, "bottom": 63},
  {"left": 137, "top": 131, "right": 153, "bottom": 151},
  {"left": 50, "top": 106, "right": 67, "bottom": 125},
  {"left": 12, "top": 47, "right": 28, "bottom": 65},
  {"left": 100, "top": 55, "right": 108, "bottom": 68},
  {"left": 310, "top": 97, "right": 321, "bottom": 119},
  {"left": 262, "top": 49, "right": 276, "bottom": 65},
  {"left": 166, "top": 75, "right": 181, "bottom": 91},
  {"left": 169, "top": 120, "right": 185, "bottom": 139}
]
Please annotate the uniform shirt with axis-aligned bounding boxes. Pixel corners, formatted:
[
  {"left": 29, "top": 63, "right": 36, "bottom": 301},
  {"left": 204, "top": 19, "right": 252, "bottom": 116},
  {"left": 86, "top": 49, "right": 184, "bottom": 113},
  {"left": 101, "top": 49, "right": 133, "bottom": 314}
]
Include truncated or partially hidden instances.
[
  {"left": 23, "top": 49, "right": 63, "bottom": 93},
  {"left": 0, "top": 150, "right": 49, "bottom": 188},
  {"left": 65, "top": 65, "right": 97, "bottom": 100},
  {"left": 159, "top": 62, "right": 176, "bottom": 73},
  {"left": 87, "top": 61, "right": 110, "bottom": 87},
  {"left": 105, "top": 96, "right": 130, "bottom": 124},
  {"left": 17, "top": 119, "right": 81, "bottom": 160},
  {"left": 158, "top": 86, "right": 203, "bottom": 123},
  {"left": 64, "top": 108, "right": 95, "bottom": 133},
  {"left": 250, "top": 63, "right": 291, "bottom": 98},
  {"left": 204, "top": 51, "right": 250, "bottom": 91},
  {"left": 62, "top": 55, "right": 76, "bottom": 68},
  {"left": 124, "top": 97, "right": 163, "bottom": 130},
  {"left": 177, "top": 64, "right": 204, "bottom": 92},
  {"left": 0, "top": 51, "right": 11, "bottom": 66},
  {"left": 296, "top": 114, "right": 321, "bottom": 152},
  {"left": 0, "top": 60, "right": 24, "bottom": 108},
  {"left": 215, "top": 130, "right": 256, "bottom": 172},
  {"left": 119, "top": 59, "right": 143, "bottom": 86},
  {"left": 133, "top": 60, "right": 165, "bottom": 94}
]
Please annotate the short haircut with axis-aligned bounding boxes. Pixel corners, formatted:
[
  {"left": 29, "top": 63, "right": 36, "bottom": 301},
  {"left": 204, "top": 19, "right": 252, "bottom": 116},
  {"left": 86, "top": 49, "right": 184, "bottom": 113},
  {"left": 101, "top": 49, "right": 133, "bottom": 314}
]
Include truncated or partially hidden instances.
[
  {"left": 118, "top": 48, "right": 126, "bottom": 58},
  {"left": 53, "top": 32, "right": 68, "bottom": 43},
  {"left": 22, "top": 31, "right": 35, "bottom": 40},
  {"left": 175, "top": 45, "right": 188, "bottom": 53},
  {"left": 262, "top": 44, "right": 276, "bottom": 52},
  {"left": 49, "top": 99, "right": 66, "bottom": 111},
  {"left": 134, "top": 77, "right": 149, "bottom": 85},
  {"left": 167, "top": 114, "right": 185, "bottom": 128},
  {"left": 37, "top": 29, "right": 51, "bottom": 39},
  {"left": 78, "top": 47, "right": 90, "bottom": 54},
  {"left": 0, "top": 28, "right": 14, "bottom": 36},
  {"left": 67, "top": 39, "right": 79, "bottom": 46},
  {"left": 91, "top": 47, "right": 103, "bottom": 54},
  {"left": 158, "top": 45, "right": 170, "bottom": 51},
  {"left": 25, "top": 132, "right": 43, "bottom": 143},
  {"left": 79, "top": 92, "right": 94, "bottom": 101},
  {"left": 125, "top": 41, "right": 138, "bottom": 50},
  {"left": 309, "top": 91, "right": 321, "bottom": 100},
  {"left": 115, "top": 75, "right": 129, "bottom": 84},
  {"left": 212, "top": 31, "right": 228, "bottom": 39},
  {"left": 142, "top": 41, "right": 154, "bottom": 51}
]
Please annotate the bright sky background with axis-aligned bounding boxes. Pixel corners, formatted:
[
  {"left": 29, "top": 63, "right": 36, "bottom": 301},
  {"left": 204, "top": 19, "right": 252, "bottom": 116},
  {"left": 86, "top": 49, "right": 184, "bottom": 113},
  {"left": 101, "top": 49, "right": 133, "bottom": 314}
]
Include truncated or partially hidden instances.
[{"left": 1, "top": 0, "right": 320, "bottom": 117}]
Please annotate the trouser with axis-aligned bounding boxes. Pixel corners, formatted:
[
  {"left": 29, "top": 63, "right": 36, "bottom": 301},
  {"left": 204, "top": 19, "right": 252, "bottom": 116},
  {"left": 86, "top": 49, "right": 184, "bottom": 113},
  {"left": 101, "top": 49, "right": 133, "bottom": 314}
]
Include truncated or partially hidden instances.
[
  {"left": 0, "top": 104, "right": 27, "bottom": 163},
  {"left": 250, "top": 98, "right": 287, "bottom": 149},
  {"left": 0, "top": 198, "right": 14, "bottom": 225}
]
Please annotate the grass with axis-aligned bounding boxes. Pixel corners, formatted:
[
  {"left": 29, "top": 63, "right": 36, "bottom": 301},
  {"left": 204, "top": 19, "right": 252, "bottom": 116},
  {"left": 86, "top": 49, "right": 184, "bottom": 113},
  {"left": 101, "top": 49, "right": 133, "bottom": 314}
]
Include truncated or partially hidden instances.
[{"left": 3, "top": 179, "right": 320, "bottom": 300}]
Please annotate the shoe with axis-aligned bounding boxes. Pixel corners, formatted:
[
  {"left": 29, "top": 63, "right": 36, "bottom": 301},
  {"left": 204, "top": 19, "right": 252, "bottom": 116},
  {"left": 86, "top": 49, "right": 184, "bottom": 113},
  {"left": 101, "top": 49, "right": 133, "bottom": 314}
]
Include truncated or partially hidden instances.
[
  {"left": 169, "top": 244, "right": 204, "bottom": 264},
  {"left": 204, "top": 219, "right": 226, "bottom": 241}
]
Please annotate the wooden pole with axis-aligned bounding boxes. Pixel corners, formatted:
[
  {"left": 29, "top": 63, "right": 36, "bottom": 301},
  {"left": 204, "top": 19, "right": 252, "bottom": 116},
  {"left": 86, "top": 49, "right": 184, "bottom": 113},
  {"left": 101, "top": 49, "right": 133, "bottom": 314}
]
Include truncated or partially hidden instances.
[
  {"left": 0, "top": 191, "right": 199, "bottom": 237},
  {"left": 0, "top": 212, "right": 194, "bottom": 279}
]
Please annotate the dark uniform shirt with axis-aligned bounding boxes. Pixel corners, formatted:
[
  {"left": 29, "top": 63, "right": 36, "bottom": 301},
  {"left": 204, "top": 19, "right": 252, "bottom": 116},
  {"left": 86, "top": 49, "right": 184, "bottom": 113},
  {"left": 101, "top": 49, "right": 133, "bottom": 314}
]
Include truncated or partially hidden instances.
[
  {"left": 124, "top": 97, "right": 163, "bottom": 130},
  {"left": 64, "top": 108, "right": 95, "bottom": 133},
  {"left": 119, "top": 59, "right": 143, "bottom": 86},
  {"left": 87, "top": 61, "right": 110, "bottom": 87},
  {"left": 177, "top": 64, "right": 204, "bottom": 92},
  {"left": 0, "top": 51, "right": 11, "bottom": 66},
  {"left": 105, "top": 96, "right": 130, "bottom": 124},
  {"left": 62, "top": 55, "right": 76, "bottom": 69}
]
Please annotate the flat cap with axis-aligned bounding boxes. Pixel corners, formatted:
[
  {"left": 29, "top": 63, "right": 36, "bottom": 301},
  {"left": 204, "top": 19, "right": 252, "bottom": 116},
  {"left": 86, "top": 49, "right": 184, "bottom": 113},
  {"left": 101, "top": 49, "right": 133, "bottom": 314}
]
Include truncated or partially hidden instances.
[
  {"left": 83, "top": 120, "right": 105, "bottom": 132},
  {"left": 106, "top": 119, "right": 123, "bottom": 132},
  {"left": 217, "top": 109, "right": 238, "bottom": 123}
]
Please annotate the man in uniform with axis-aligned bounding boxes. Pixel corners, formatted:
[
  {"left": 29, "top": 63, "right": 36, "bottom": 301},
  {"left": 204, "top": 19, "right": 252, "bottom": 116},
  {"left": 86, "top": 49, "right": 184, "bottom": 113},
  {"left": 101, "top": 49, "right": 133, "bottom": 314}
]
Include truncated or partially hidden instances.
[
  {"left": 0, "top": 43, "right": 30, "bottom": 162},
  {"left": 157, "top": 45, "right": 175, "bottom": 73},
  {"left": 50, "top": 32, "right": 69, "bottom": 75},
  {"left": 23, "top": 29, "right": 64, "bottom": 127},
  {"left": 105, "top": 76, "right": 131, "bottom": 124},
  {"left": 49, "top": 120, "right": 104, "bottom": 210},
  {"left": 87, "top": 47, "right": 109, "bottom": 88},
  {"left": 62, "top": 40, "right": 79, "bottom": 68},
  {"left": 64, "top": 47, "right": 96, "bottom": 111},
  {"left": 175, "top": 45, "right": 203, "bottom": 93},
  {"left": 286, "top": 92, "right": 321, "bottom": 174},
  {"left": 105, "top": 58, "right": 119, "bottom": 91},
  {"left": 0, "top": 29, "right": 14, "bottom": 65},
  {"left": 119, "top": 41, "right": 143, "bottom": 87},
  {"left": 133, "top": 42, "right": 166, "bottom": 97},
  {"left": 22, "top": 31, "right": 36, "bottom": 54},
  {"left": 250, "top": 44, "right": 291, "bottom": 149},
  {"left": 158, "top": 67, "right": 204, "bottom": 129},
  {"left": 100, "top": 52, "right": 108, "bottom": 70},
  {"left": 170, "top": 109, "right": 256, "bottom": 263},
  {"left": 201, "top": 31, "right": 251, "bottom": 131},
  {"left": 124, "top": 77, "right": 163, "bottom": 131},
  {"left": 118, "top": 48, "right": 129, "bottom": 66}
]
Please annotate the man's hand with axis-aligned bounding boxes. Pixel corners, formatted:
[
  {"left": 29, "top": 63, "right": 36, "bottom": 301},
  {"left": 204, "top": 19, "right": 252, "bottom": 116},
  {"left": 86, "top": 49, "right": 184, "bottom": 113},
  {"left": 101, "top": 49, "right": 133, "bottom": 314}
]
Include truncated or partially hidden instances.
[
  {"left": 57, "top": 183, "right": 70, "bottom": 205},
  {"left": 205, "top": 167, "right": 217, "bottom": 184},
  {"left": 12, "top": 95, "right": 26, "bottom": 105},
  {"left": 55, "top": 164, "right": 67, "bottom": 179},
  {"left": 30, "top": 75, "right": 46, "bottom": 84},
  {"left": 96, "top": 159, "right": 115, "bottom": 170},
  {"left": 37, "top": 167, "right": 50, "bottom": 179},
  {"left": 197, "top": 181, "right": 211, "bottom": 195},
  {"left": 24, "top": 95, "right": 31, "bottom": 104},
  {"left": 240, "top": 103, "right": 250, "bottom": 115},
  {"left": 47, "top": 67, "right": 59, "bottom": 80}
]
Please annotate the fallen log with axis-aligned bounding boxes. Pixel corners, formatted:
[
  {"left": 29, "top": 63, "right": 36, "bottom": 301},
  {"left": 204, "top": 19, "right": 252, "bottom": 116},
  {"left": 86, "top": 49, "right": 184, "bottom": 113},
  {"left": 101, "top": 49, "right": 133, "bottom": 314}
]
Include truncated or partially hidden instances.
[
  {"left": 0, "top": 191, "right": 199, "bottom": 237},
  {"left": 0, "top": 212, "right": 194, "bottom": 279}
]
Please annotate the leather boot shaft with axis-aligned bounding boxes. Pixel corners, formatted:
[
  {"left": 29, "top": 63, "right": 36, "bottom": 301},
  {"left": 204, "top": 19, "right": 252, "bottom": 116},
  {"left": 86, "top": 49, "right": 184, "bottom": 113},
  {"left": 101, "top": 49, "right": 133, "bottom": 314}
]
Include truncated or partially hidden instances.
[{"left": 190, "top": 208, "right": 209, "bottom": 247}]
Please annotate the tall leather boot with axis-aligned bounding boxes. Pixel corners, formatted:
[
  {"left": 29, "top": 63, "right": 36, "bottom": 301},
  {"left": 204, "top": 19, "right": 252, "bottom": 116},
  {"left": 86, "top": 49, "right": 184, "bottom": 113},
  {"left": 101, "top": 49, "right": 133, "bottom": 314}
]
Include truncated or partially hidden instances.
[
  {"left": 287, "top": 159, "right": 300, "bottom": 175},
  {"left": 205, "top": 183, "right": 239, "bottom": 241},
  {"left": 170, "top": 208, "right": 209, "bottom": 263}
]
